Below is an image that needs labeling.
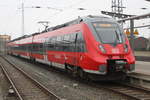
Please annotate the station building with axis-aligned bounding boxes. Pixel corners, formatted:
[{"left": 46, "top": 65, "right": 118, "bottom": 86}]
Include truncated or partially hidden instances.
[
  {"left": 133, "top": 37, "right": 150, "bottom": 51},
  {"left": 0, "top": 35, "right": 11, "bottom": 54}
]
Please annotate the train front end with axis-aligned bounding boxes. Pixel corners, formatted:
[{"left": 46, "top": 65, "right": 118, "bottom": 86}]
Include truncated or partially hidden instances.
[{"left": 82, "top": 16, "right": 135, "bottom": 80}]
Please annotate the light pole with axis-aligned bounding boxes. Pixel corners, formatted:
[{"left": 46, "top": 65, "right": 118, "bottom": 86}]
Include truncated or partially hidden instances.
[
  {"left": 20, "top": 3, "right": 62, "bottom": 36},
  {"left": 21, "top": 2, "right": 24, "bottom": 36}
]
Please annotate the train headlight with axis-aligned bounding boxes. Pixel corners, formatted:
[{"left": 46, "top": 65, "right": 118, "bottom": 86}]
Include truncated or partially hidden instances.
[
  {"left": 124, "top": 44, "right": 128, "bottom": 53},
  {"left": 99, "top": 65, "right": 106, "bottom": 73},
  {"left": 99, "top": 45, "right": 106, "bottom": 53}
]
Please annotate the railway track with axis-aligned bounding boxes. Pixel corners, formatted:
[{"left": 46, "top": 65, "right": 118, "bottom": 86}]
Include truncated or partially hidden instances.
[
  {"left": 88, "top": 81, "right": 150, "bottom": 100},
  {"left": 4, "top": 55, "right": 150, "bottom": 100},
  {"left": 0, "top": 56, "right": 61, "bottom": 100},
  {"left": 105, "top": 83, "right": 150, "bottom": 100}
]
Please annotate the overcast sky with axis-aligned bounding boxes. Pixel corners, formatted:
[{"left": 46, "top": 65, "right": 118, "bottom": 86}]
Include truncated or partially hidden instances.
[{"left": 0, "top": 0, "right": 150, "bottom": 39}]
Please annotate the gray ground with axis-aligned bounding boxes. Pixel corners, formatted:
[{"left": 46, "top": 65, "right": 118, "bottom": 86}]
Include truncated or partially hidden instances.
[
  {"left": 0, "top": 85, "right": 3, "bottom": 100},
  {"left": 135, "top": 61, "right": 150, "bottom": 75},
  {"left": 0, "top": 62, "right": 18, "bottom": 100},
  {"left": 8, "top": 55, "right": 131, "bottom": 100},
  {"left": 134, "top": 51, "right": 150, "bottom": 57},
  {"left": 1, "top": 54, "right": 150, "bottom": 100},
  {"left": 0, "top": 66, "right": 4, "bottom": 100}
]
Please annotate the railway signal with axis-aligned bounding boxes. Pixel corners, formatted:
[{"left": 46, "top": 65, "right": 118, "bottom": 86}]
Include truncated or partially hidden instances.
[
  {"left": 134, "top": 29, "right": 139, "bottom": 35},
  {"left": 125, "top": 29, "right": 130, "bottom": 35},
  {"left": 125, "top": 29, "right": 139, "bottom": 35}
]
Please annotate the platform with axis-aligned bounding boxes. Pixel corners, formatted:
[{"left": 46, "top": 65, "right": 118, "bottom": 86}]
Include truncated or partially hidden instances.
[
  {"left": 128, "top": 61, "right": 150, "bottom": 81},
  {"left": 134, "top": 51, "right": 150, "bottom": 62},
  {"left": 126, "top": 61, "right": 150, "bottom": 89},
  {"left": 135, "top": 61, "right": 150, "bottom": 75},
  {"left": 134, "top": 51, "right": 150, "bottom": 57}
]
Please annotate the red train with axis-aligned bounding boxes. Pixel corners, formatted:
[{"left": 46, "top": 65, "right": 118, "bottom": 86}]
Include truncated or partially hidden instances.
[{"left": 7, "top": 15, "right": 135, "bottom": 80}]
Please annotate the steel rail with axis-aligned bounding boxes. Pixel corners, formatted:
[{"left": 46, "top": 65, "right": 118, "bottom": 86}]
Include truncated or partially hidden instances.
[
  {"left": 109, "top": 82, "right": 150, "bottom": 100},
  {"left": 90, "top": 82, "right": 150, "bottom": 100},
  {"left": 104, "top": 85, "right": 149, "bottom": 100},
  {"left": 1, "top": 56, "right": 62, "bottom": 100}
]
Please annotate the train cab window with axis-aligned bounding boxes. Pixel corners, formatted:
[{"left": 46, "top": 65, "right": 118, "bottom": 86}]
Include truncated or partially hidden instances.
[{"left": 92, "top": 22, "right": 125, "bottom": 44}]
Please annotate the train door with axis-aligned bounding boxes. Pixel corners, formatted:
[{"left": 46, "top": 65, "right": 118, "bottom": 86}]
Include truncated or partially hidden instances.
[
  {"left": 64, "top": 33, "right": 79, "bottom": 68},
  {"left": 70, "top": 32, "right": 86, "bottom": 77},
  {"left": 75, "top": 32, "right": 86, "bottom": 66},
  {"left": 64, "top": 32, "right": 86, "bottom": 77},
  {"left": 29, "top": 36, "right": 34, "bottom": 59},
  {"left": 73, "top": 33, "right": 79, "bottom": 66},
  {"left": 44, "top": 37, "right": 54, "bottom": 65},
  {"left": 43, "top": 38, "right": 50, "bottom": 64},
  {"left": 67, "top": 33, "right": 79, "bottom": 66}
]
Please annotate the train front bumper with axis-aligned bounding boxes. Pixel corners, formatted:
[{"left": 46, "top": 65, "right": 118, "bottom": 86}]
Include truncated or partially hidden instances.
[{"left": 83, "top": 60, "right": 130, "bottom": 75}]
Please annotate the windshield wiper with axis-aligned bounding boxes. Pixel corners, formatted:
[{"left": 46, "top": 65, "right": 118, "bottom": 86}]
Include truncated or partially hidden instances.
[
  {"left": 113, "top": 31, "right": 119, "bottom": 46},
  {"left": 115, "top": 30, "right": 120, "bottom": 42}
]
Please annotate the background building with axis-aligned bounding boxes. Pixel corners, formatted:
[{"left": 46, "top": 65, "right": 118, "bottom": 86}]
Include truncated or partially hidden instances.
[
  {"left": 0, "top": 35, "right": 11, "bottom": 54},
  {"left": 0, "top": 35, "right": 11, "bottom": 41},
  {"left": 132, "top": 37, "right": 150, "bottom": 51}
]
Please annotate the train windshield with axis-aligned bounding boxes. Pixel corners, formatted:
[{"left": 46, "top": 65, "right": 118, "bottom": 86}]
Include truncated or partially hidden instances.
[{"left": 93, "top": 22, "right": 125, "bottom": 44}]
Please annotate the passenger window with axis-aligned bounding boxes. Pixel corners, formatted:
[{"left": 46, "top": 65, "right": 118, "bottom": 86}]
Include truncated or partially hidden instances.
[
  {"left": 70, "top": 33, "right": 76, "bottom": 42},
  {"left": 76, "top": 32, "right": 86, "bottom": 52},
  {"left": 51, "top": 37, "right": 56, "bottom": 43},
  {"left": 47, "top": 37, "right": 56, "bottom": 51},
  {"left": 77, "top": 32, "right": 84, "bottom": 42},
  {"left": 64, "top": 35, "right": 70, "bottom": 41},
  {"left": 56, "top": 36, "right": 61, "bottom": 42},
  {"left": 47, "top": 38, "right": 51, "bottom": 43}
]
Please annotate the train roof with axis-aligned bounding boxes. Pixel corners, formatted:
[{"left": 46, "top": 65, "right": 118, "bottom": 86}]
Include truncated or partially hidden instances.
[
  {"left": 9, "top": 15, "right": 115, "bottom": 42},
  {"left": 83, "top": 15, "right": 116, "bottom": 22}
]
